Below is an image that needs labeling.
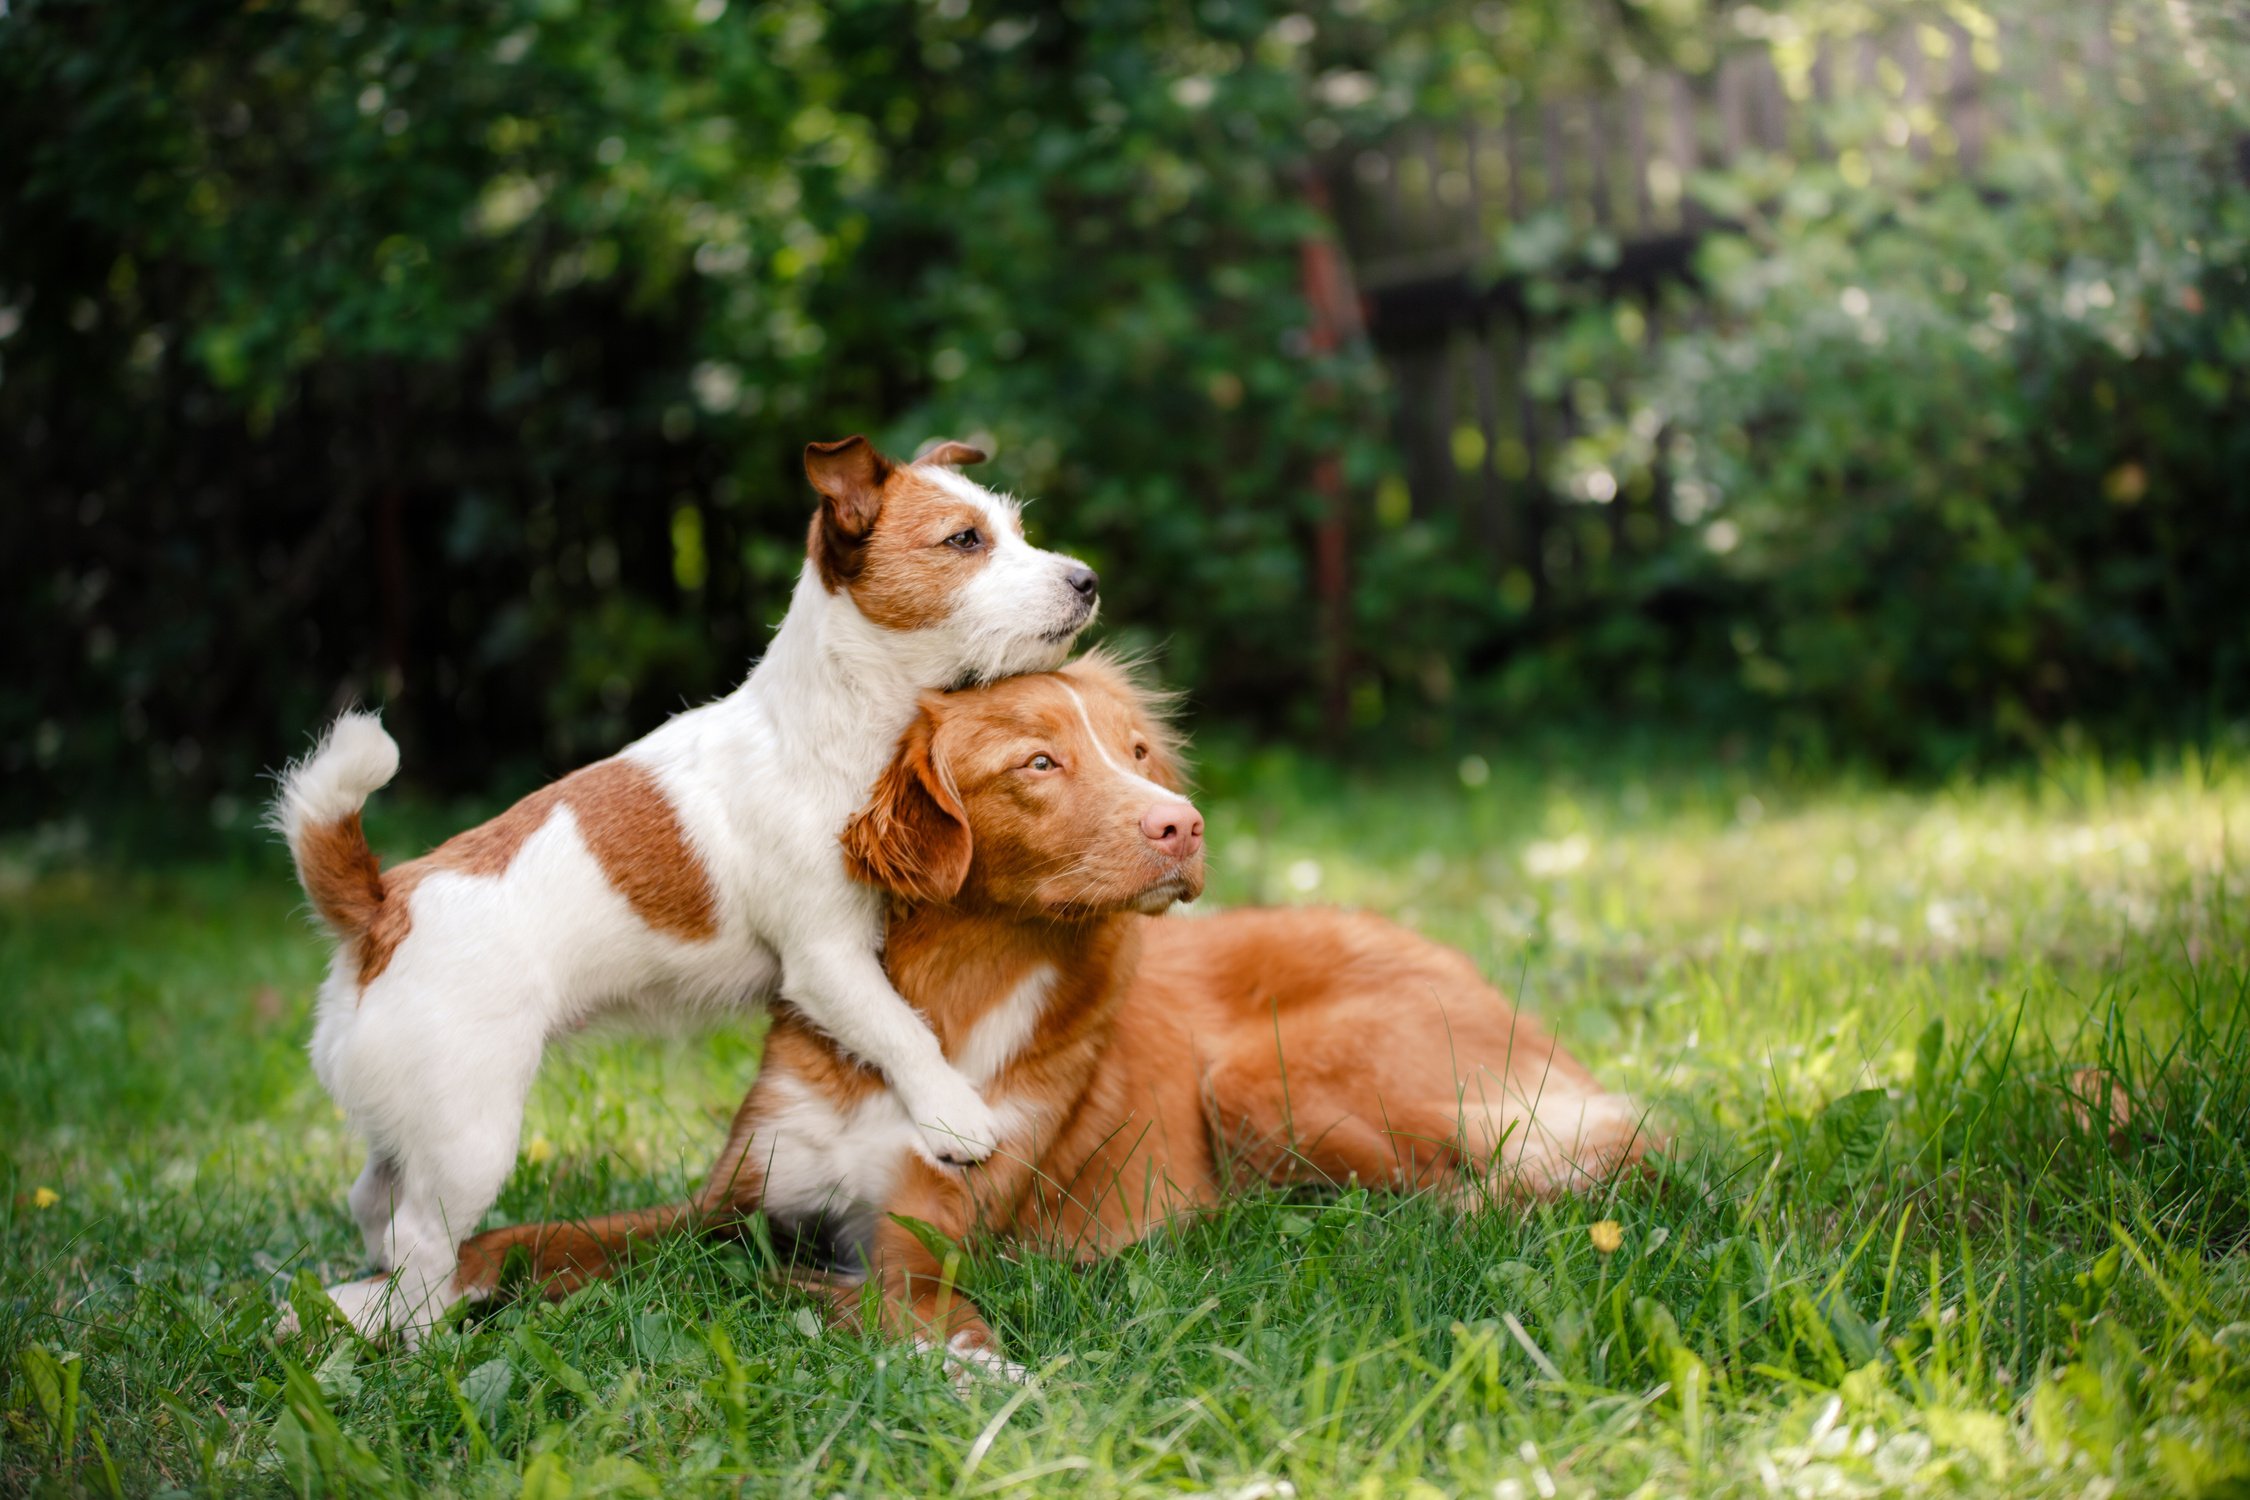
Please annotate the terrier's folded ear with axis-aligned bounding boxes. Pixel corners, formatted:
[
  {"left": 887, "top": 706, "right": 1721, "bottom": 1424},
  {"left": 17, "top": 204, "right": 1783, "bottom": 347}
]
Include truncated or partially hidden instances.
[{"left": 805, "top": 435, "right": 896, "bottom": 588}]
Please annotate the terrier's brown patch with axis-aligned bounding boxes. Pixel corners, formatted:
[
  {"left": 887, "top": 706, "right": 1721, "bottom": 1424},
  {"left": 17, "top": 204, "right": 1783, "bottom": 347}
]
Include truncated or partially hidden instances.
[
  {"left": 555, "top": 760, "right": 721, "bottom": 942},
  {"left": 844, "top": 469, "right": 997, "bottom": 633},
  {"left": 355, "top": 760, "right": 717, "bottom": 986},
  {"left": 358, "top": 864, "right": 427, "bottom": 986},
  {"left": 296, "top": 812, "right": 388, "bottom": 940}
]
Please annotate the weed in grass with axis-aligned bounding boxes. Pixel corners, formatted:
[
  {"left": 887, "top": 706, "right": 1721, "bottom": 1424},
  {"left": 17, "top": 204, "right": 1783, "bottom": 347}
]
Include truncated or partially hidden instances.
[{"left": 3, "top": 743, "right": 2248, "bottom": 1495}]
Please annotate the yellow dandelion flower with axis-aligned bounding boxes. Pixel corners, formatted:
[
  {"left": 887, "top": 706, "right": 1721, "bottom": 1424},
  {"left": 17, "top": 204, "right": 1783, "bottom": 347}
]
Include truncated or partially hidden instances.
[
  {"left": 525, "top": 1135, "right": 556, "bottom": 1167},
  {"left": 32, "top": 1187, "right": 59, "bottom": 1210},
  {"left": 1588, "top": 1219, "right": 1623, "bottom": 1254}
]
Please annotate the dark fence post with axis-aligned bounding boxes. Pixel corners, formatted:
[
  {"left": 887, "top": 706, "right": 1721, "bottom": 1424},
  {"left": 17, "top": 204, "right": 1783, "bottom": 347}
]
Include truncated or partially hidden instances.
[{"left": 1299, "top": 171, "right": 1365, "bottom": 743}]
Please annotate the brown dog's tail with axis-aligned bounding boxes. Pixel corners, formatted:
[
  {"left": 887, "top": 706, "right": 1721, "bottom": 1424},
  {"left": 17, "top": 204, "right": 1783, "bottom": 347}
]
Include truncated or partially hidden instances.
[
  {"left": 269, "top": 712, "right": 401, "bottom": 943},
  {"left": 454, "top": 1203, "right": 710, "bottom": 1303}
]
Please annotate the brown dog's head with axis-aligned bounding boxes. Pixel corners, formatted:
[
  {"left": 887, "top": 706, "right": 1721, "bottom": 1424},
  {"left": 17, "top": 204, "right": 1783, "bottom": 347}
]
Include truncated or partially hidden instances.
[{"left": 841, "top": 652, "right": 1205, "bottom": 918}]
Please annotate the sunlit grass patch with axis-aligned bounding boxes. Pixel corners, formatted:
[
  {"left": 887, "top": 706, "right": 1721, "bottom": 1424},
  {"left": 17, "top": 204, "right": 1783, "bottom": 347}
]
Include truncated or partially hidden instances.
[{"left": 3, "top": 743, "right": 2247, "bottom": 1496}]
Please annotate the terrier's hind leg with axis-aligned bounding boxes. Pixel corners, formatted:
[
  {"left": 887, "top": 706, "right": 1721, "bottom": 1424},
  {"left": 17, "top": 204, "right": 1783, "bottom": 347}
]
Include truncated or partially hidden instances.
[
  {"left": 346, "top": 1150, "right": 401, "bottom": 1269},
  {"left": 327, "top": 1030, "right": 541, "bottom": 1344},
  {"left": 329, "top": 1123, "right": 524, "bottom": 1343}
]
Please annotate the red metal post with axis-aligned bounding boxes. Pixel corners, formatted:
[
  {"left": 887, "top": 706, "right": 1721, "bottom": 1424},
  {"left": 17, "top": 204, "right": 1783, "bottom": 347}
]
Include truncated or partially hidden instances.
[{"left": 1297, "top": 172, "right": 1366, "bottom": 742}]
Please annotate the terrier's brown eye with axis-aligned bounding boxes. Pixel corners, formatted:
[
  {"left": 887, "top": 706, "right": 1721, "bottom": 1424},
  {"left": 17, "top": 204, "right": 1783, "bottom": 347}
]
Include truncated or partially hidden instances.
[
  {"left": 1133, "top": 744, "right": 1149, "bottom": 760},
  {"left": 1028, "top": 753, "right": 1058, "bottom": 772},
  {"left": 944, "top": 528, "right": 982, "bottom": 552}
]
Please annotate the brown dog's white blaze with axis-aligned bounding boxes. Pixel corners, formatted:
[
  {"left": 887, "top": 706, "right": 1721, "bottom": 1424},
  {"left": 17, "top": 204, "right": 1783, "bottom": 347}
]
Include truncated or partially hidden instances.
[{"left": 302, "top": 760, "right": 720, "bottom": 989}]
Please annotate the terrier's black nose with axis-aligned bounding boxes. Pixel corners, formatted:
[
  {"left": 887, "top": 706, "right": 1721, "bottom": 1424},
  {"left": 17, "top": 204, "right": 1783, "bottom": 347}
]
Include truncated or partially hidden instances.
[{"left": 1066, "top": 565, "right": 1099, "bottom": 599}]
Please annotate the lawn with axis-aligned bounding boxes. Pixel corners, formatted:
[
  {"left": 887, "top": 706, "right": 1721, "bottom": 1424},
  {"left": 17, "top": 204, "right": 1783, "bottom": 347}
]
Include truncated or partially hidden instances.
[{"left": 3, "top": 737, "right": 2248, "bottom": 1497}]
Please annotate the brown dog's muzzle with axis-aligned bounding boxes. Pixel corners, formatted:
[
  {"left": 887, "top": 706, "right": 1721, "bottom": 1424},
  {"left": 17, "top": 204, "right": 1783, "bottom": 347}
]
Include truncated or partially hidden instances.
[{"left": 1128, "top": 796, "right": 1205, "bottom": 912}]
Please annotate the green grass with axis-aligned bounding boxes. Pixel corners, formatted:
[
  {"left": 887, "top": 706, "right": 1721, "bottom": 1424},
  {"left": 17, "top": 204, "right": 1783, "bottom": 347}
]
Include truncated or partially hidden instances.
[{"left": 4, "top": 739, "right": 2250, "bottom": 1497}]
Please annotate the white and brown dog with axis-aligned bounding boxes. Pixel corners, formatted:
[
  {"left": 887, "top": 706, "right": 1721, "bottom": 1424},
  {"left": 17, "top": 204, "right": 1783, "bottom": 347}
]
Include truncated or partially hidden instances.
[{"left": 272, "top": 436, "right": 1098, "bottom": 1341}]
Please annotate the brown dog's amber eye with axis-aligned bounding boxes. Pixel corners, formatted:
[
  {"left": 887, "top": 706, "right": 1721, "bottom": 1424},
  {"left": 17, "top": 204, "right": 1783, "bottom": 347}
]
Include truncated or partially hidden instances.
[
  {"left": 1028, "top": 753, "right": 1058, "bottom": 772},
  {"left": 943, "top": 528, "right": 982, "bottom": 552}
]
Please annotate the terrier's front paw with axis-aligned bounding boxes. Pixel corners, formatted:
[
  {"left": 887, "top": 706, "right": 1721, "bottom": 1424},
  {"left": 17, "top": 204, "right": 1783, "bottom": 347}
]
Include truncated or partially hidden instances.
[
  {"left": 916, "top": 1331, "right": 1029, "bottom": 1395},
  {"left": 948, "top": 1332, "right": 1029, "bottom": 1387},
  {"left": 910, "top": 1083, "right": 1001, "bottom": 1166}
]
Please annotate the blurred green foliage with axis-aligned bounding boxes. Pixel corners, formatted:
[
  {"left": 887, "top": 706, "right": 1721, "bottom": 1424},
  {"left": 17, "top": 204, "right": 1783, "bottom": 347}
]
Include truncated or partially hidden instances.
[
  {"left": 1511, "top": 13, "right": 2250, "bottom": 767},
  {"left": 3, "top": 0, "right": 2246, "bottom": 817}
]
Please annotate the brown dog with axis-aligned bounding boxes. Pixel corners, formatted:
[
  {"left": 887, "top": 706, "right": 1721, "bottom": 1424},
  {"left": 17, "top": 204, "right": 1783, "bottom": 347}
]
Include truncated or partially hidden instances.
[{"left": 455, "top": 654, "right": 1657, "bottom": 1372}]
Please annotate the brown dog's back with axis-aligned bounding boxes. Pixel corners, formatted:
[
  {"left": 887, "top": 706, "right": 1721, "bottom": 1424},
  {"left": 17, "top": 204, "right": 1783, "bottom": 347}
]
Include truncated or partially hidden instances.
[{"left": 1016, "top": 906, "right": 1658, "bottom": 1255}]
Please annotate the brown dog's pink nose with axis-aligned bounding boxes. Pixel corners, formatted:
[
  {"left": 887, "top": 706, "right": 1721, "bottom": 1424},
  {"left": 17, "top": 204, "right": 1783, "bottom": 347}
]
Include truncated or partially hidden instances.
[{"left": 1140, "top": 800, "right": 1204, "bottom": 859}]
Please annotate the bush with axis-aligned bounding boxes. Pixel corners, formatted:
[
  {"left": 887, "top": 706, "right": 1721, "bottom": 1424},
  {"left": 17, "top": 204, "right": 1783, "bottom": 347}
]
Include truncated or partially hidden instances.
[
  {"left": 3, "top": 0, "right": 2244, "bottom": 815},
  {"left": 1, "top": 0, "right": 1423, "bottom": 812},
  {"left": 1674, "top": 97, "right": 2250, "bottom": 764},
  {"left": 1487, "top": 11, "right": 2250, "bottom": 767}
]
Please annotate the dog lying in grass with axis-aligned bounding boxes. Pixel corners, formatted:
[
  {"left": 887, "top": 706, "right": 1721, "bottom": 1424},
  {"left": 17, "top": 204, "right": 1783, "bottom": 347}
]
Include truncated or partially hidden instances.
[{"left": 450, "top": 654, "right": 1660, "bottom": 1374}]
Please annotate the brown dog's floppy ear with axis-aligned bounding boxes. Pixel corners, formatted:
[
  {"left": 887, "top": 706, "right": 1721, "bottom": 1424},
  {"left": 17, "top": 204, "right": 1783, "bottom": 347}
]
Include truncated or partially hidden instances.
[
  {"left": 913, "top": 438, "right": 988, "bottom": 469},
  {"left": 805, "top": 435, "right": 893, "bottom": 590},
  {"left": 840, "top": 711, "right": 972, "bottom": 904}
]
